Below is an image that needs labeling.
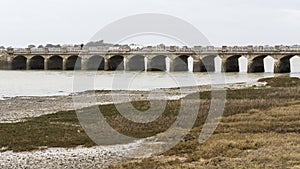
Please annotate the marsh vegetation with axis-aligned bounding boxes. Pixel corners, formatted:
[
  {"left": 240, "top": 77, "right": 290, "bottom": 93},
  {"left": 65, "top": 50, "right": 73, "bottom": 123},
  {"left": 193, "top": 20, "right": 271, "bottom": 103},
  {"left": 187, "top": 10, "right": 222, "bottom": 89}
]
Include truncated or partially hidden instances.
[{"left": 0, "top": 76, "right": 299, "bottom": 168}]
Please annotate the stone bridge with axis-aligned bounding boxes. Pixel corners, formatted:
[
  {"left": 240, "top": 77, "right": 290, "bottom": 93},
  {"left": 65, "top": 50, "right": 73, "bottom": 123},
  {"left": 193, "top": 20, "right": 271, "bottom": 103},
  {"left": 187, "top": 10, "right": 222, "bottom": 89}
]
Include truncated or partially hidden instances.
[{"left": 0, "top": 45, "right": 299, "bottom": 73}]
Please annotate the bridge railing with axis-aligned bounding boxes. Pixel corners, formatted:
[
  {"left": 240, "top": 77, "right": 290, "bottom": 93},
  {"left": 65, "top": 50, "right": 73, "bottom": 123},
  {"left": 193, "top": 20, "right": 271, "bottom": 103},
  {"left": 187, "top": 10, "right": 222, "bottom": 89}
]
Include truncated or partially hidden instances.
[
  {"left": 8, "top": 45, "right": 300, "bottom": 54},
  {"left": 290, "top": 46, "right": 300, "bottom": 51},
  {"left": 31, "top": 48, "right": 46, "bottom": 53},
  {"left": 85, "top": 46, "right": 108, "bottom": 51},
  {"left": 14, "top": 48, "right": 28, "bottom": 53},
  {"left": 66, "top": 47, "right": 82, "bottom": 52},
  {"left": 48, "top": 48, "right": 62, "bottom": 52}
]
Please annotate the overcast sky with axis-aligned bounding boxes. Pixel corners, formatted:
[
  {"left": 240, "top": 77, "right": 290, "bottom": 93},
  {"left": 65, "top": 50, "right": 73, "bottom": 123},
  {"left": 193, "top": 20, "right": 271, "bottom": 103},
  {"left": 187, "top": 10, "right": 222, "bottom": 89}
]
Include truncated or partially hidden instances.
[{"left": 0, "top": 0, "right": 300, "bottom": 47}]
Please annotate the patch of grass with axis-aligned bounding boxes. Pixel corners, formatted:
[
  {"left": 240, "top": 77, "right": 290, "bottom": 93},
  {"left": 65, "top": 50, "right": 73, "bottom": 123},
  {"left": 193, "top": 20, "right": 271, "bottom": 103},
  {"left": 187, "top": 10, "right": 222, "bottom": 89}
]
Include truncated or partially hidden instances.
[
  {"left": 106, "top": 77, "right": 300, "bottom": 169},
  {"left": 109, "top": 103, "right": 300, "bottom": 169},
  {"left": 98, "top": 100, "right": 181, "bottom": 138},
  {"left": 0, "top": 100, "right": 182, "bottom": 152},
  {"left": 0, "top": 110, "right": 95, "bottom": 152},
  {"left": 258, "top": 76, "right": 300, "bottom": 87}
]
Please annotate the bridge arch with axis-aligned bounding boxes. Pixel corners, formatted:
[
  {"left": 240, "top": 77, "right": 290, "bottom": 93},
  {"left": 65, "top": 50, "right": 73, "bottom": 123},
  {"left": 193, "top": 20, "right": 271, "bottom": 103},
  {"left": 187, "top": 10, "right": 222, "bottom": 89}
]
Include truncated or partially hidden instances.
[
  {"left": 29, "top": 55, "right": 45, "bottom": 70},
  {"left": 248, "top": 55, "right": 269, "bottom": 73},
  {"left": 247, "top": 55, "right": 275, "bottom": 73},
  {"left": 87, "top": 55, "right": 104, "bottom": 70},
  {"left": 66, "top": 55, "right": 81, "bottom": 70},
  {"left": 173, "top": 55, "right": 190, "bottom": 71},
  {"left": 200, "top": 55, "right": 217, "bottom": 72},
  {"left": 274, "top": 55, "right": 296, "bottom": 73},
  {"left": 11, "top": 55, "right": 27, "bottom": 70},
  {"left": 223, "top": 55, "right": 242, "bottom": 72},
  {"left": 107, "top": 55, "right": 124, "bottom": 70},
  {"left": 127, "top": 55, "right": 145, "bottom": 71},
  {"left": 48, "top": 55, "right": 63, "bottom": 70},
  {"left": 148, "top": 55, "right": 167, "bottom": 71}
]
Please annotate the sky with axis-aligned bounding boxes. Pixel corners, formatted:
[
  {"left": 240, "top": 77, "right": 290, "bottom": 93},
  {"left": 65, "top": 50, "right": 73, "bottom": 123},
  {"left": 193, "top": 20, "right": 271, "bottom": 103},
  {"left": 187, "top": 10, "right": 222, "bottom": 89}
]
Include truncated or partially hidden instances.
[{"left": 0, "top": 0, "right": 300, "bottom": 47}]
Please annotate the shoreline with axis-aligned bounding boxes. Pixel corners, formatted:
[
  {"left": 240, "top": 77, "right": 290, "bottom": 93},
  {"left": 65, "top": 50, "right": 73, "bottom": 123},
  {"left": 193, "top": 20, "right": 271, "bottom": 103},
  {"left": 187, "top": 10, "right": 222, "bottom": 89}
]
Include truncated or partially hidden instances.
[{"left": 0, "top": 81, "right": 266, "bottom": 123}]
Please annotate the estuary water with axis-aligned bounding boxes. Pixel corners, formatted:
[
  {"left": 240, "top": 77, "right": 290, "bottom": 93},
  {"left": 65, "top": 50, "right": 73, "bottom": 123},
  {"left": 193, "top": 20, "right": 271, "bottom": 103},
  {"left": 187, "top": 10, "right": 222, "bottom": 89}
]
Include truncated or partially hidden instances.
[{"left": 0, "top": 70, "right": 299, "bottom": 99}]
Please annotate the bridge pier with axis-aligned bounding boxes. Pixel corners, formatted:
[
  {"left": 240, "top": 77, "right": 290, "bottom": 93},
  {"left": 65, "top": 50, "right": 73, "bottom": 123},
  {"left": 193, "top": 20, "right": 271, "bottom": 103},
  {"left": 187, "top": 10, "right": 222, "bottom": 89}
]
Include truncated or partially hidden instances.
[
  {"left": 221, "top": 58, "right": 227, "bottom": 72},
  {"left": 124, "top": 58, "right": 128, "bottom": 71},
  {"left": 193, "top": 59, "right": 201, "bottom": 72},
  {"left": 5, "top": 57, "right": 12, "bottom": 70},
  {"left": 247, "top": 59, "right": 254, "bottom": 73},
  {"left": 26, "top": 59, "right": 30, "bottom": 70},
  {"left": 169, "top": 58, "right": 175, "bottom": 72},
  {"left": 104, "top": 58, "right": 109, "bottom": 71},
  {"left": 81, "top": 58, "right": 89, "bottom": 70},
  {"left": 62, "top": 58, "right": 67, "bottom": 70},
  {"left": 146, "top": 58, "right": 151, "bottom": 71},
  {"left": 44, "top": 58, "right": 48, "bottom": 70},
  {"left": 274, "top": 59, "right": 279, "bottom": 73}
]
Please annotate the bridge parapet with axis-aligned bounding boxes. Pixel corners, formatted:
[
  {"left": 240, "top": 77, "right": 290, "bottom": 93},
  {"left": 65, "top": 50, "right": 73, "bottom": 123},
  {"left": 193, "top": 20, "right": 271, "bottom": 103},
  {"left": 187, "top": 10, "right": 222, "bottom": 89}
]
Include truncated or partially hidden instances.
[{"left": 5, "top": 45, "right": 300, "bottom": 54}]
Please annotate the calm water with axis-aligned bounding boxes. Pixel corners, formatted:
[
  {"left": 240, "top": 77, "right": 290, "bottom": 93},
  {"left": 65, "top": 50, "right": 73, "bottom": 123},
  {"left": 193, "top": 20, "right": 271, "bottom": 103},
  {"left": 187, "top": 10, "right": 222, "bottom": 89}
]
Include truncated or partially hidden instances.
[{"left": 1, "top": 70, "right": 299, "bottom": 98}]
